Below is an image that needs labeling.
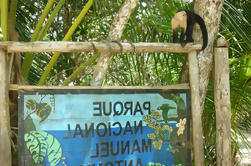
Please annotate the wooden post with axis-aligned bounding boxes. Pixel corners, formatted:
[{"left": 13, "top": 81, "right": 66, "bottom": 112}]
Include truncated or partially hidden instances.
[
  {"left": 214, "top": 46, "right": 231, "bottom": 166},
  {"left": 188, "top": 51, "right": 205, "bottom": 166},
  {"left": 0, "top": 49, "right": 12, "bottom": 166}
]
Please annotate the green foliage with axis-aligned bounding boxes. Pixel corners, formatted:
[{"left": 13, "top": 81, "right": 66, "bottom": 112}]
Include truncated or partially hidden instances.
[
  {"left": 203, "top": 0, "right": 251, "bottom": 164},
  {"left": 105, "top": 0, "right": 190, "bottom": 86},
  {"left": 156, "top": 0, "right": 190, "bottom": 35},
  {"left": 9, "top": 0, "right": 18, "bottom": 29},
  {"left": 15, "top": 0, "right": 186, "bottom": 86},
  {"left": 0, "top": 0, "right": 8, "bottom": 41},
  {"left": 22, "top": 0, "right": 56, "bottom": 77},
  {"left": 38, "top": 0, "right": 93, "bottom": 85},
  {"left": 221, "top": 1, "right": 251, "bottom": 52}
]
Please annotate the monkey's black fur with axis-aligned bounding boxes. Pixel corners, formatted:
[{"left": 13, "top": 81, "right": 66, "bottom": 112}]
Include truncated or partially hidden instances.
[{"left": 172, "top": 10, "right": 208, "bottom": 50}]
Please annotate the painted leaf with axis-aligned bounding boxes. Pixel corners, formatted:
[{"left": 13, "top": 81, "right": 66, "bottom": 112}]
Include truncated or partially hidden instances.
[{"left": 24, "top": 130, "right": 62, "bottom": 166}]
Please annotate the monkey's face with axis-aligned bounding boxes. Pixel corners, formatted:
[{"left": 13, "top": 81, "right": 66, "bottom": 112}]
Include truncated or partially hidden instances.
[
  {"left": 178, "top": 11, "right": 187, "bottom": 22},
  {"left": 174, "top": 11, "right": 187, "bottom": 22}
]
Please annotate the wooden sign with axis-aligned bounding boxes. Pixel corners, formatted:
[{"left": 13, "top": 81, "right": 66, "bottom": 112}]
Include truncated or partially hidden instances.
[{"left": 18, "top": 88, "right": 191, "bottom": 166}]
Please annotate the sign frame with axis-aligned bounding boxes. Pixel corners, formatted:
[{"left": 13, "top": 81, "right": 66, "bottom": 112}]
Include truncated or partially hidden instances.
[{"left": 18, "top": 88, "right": 191, "bottom": 166}]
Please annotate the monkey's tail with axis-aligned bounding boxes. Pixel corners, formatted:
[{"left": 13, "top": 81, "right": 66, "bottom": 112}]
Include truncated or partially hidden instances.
[{"left": 195, "top": 15, "right": 208, "bottom": 50}]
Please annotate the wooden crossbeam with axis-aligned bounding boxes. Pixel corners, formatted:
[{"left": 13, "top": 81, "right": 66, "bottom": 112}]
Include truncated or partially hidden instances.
[
  {"left": 0, "top": 41, "right": 202, "bottom": 53},
  {"left": 9, "top": 83, "right": 189, "bottom": 91}
]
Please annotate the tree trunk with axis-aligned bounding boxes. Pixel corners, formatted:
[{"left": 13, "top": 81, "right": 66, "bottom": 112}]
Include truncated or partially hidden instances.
[
  {"left": 91, "top": 0, "right": 139, "bottom": 86},
  {"left": 192, "top": 1, "right": 225, "bottom": 165},
  {"left": 193, "top": 0, "right": 225, "bottom": 110}
]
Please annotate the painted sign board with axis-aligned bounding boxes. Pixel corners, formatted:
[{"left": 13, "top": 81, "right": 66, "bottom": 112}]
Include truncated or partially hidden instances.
[{"left": 18, "top": 88, "right": 191, "bottom": 166}]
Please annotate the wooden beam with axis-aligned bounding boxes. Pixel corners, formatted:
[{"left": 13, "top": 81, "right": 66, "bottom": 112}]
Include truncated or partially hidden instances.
[
  {"left": 188, "top": 51, "right": 205, "bottom": 166},
  {"left": 0, "top": 49, "right": 11, "bottom": 166},
  {"left": 0, "top": 41, "right": 202, "bottom": 53},
  {"left": 214, "top": 47, "right": 231, "bottom": 166},
  {"left": 9, "top": 83, "right": 189, "bottom": 91}
]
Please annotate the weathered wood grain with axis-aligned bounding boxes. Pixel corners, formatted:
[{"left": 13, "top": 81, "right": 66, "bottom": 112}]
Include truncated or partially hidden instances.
[
  {"left": 0, "top": 49, "right": 12, "bottom": 166},
  {"left": 214, "top": 47, "right": 231, "bottom": 166},
  {"left": 0, "top": 41, "right": 202, "bottom": 53},
  {"left": 9, "top": 83, "right": 189, "bottom": 90},
  {"left": 188, "top": 51, "right": 205, "bottom": 166}
]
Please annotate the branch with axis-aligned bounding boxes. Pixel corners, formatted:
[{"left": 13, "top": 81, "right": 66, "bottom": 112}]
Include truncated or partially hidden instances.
[{"left": 91, "top": 0, "right": 139, "bottom": 86}]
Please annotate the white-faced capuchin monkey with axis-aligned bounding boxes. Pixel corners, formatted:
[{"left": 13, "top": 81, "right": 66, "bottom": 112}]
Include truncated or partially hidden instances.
[{"left": 171, "top": 10, "right": 208, "bottom": 50}]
